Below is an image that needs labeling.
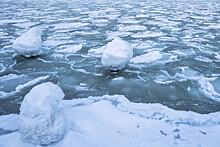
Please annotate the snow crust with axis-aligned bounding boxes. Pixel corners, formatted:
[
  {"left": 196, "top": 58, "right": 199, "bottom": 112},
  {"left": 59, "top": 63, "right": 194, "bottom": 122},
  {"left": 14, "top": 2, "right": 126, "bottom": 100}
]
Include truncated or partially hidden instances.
[
  {"left": 101, "top": 38, "right": 133, "bottom": 71},
  {"left": 0, "top": 94, "right": 220, "bottom": 147},
  {"left": 19, "top": 82, "right": 65, "bottom": 145},
  {"left": 12, "top": 27, "right": 42, "bottom": 57}
]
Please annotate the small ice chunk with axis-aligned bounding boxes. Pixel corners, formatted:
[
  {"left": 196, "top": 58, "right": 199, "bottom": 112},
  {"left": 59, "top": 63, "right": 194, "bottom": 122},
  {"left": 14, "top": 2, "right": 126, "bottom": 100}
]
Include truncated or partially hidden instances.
[
  {"left": 101, "top": 38, "right": 133, "bottom": 71},
  {"left": 214, "top": 52, "right": 220, "bottom": 60},
  {"left": 88, "top": 46, "right": 105, "bottom": 57},
  {"left": 57, "top": 44, "right": 82, "bottom": 53},
  {"left": 19, "top": 82, "right": 65, "bottom": 145},
  {"left": 198, "top": 79, "right": 220, "bottom": 102},
  {"left": 118, "top": 25, "right": 147, "bottom": 31},
  {"left": 195, "top": 56, "right": 212, "bottom": 63},
  {"left": 53, "top": 22, "right": 90, "bottom": 30},
  {"left": 131, "top": 31, "right": 162, "bottom": 38},
  {"left": 12, "top": 27, "right": 42, "bottom": 57},
  {"left": 112, "top": 77, "right": 125, "bottom": 81}
]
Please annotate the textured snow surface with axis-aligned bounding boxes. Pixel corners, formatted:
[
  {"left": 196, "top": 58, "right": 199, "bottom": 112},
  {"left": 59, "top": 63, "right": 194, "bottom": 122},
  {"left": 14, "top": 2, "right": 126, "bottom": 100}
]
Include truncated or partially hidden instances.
[
  {"left": 12, "top": 27, "right": 42, "bottom": 57},
  {"left": 19, "top": 82, "right": 65, "bottom": 145},
  {"left": 101, "top": 38, "right": 133, "bottom": 71},
  {"left": 0, "top": 95, "right": 220, "bottom": 147}
]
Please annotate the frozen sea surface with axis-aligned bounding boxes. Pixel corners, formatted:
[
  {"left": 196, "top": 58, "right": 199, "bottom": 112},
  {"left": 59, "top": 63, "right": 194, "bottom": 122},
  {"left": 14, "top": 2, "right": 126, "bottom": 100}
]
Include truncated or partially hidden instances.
[{"left": 0, "top": 0, "right": 220, "bottom": 116}]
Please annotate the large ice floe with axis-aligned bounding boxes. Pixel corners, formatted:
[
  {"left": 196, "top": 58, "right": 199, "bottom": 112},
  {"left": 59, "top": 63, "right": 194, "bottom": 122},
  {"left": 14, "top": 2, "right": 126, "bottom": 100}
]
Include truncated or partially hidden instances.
[
  {"left": 19, "top": 82, "right": 65, "bottom": 145},
  {"left": 101, "top": 38, "right": 133, "bottom": 71},
  {"left": 12, "top": 27, "right": 43, "bottom": 57},
  {"left": 0, "top": 83, "right": 220, "bottom": 147}
]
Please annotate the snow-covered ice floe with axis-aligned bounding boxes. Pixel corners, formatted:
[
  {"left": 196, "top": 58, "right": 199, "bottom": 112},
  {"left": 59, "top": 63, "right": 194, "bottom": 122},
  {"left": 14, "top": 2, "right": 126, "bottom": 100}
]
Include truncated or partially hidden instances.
[
  {"left": 0, "top": 93, "right": 220, "bottom": 146},
  {"left": 101, "top": 38, "right": 133, "bottom": 71},
  {"left": 12, "top": 27, "right": 43, "bottom": 57},
  {"left": 19, "top": 82, "right": 65, "bottom": 145}
]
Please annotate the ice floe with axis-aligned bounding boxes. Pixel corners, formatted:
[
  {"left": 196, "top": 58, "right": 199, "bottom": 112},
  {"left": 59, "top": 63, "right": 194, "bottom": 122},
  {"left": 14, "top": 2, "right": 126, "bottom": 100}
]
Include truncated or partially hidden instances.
[
  {"left": 0, "top": 19, "right": 29, "bottom": 25},
  {"left": 107, "top": 31, "right": 133, "bottom": 40},
  {"left": 198, "top": 79, "right": 220, "bottom": 103},
  {"left": 118, "top": 25, "right": 147, "bottom": 31},
  {"left": 130, "top": 51, "right": 163, "bottom": 64},
  {"left": 56, "top": 44, "right": 83, "bottom": 54},
  {"left": 0, "top": 75, "right": 50, "bottom": 99},
  {"left": 53, "top": 22, "right": 90, "bottom": 30},
  {"left": 88, "top": 46, "right": 106, "bottom": 57},
  {"left": 12, "top": 22, "right": 38, "bottom": 29},
  {"left": 194, "top": 56, "right": 212, "bottom": 63},
  {"left": 153, "top": 67, "right": 220, "bottom": 102},
  {"left": 131, "top": 31, "right": 163, "bottom": 38}
]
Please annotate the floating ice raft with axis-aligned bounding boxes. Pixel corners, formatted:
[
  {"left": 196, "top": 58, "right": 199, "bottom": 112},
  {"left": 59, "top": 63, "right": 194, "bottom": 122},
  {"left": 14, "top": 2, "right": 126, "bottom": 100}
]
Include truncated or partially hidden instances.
[
  {"left": 12, "top": 27, "right": 42, "bottom": 57},
  {"left": 101, "top": 38, "right": 133, "bottom": 71}
]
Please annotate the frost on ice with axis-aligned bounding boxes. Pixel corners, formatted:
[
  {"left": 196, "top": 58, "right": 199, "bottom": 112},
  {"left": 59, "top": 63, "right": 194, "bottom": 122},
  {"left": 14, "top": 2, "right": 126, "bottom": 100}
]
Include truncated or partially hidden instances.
[
  {"left": 101, "top": 38, "right": 133, "bottom": 71},
  {"left": 19, "top": 82, "right": 65, "bottom": 145},
  {"left": 12, "top": 27, "right": 43, "bottom": 57}
]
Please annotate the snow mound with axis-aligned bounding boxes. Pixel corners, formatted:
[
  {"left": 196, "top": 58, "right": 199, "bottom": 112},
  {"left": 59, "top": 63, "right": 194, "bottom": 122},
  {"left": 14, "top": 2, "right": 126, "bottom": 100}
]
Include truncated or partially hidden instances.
[
  {"left": 101, "top": 38, "right": 133, "bottom": 71},
  {"left": 12, "top": 27, "right": 42, "bottom": 57},
  {"left": 19, "top": 82, "right": 65, "bottom": 145}
]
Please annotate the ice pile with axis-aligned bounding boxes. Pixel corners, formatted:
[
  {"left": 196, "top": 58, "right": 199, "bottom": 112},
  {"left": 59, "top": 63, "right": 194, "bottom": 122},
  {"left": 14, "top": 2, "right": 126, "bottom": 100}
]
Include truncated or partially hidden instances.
[
  {"left": 101, "top": 38, "right": 133, "bottom": 71},
  {"left": 12, "top": 27, "right": 42, "bottom": 57},
  {"left": 19, "top": 82, "right": 65, "bottom": 145}
]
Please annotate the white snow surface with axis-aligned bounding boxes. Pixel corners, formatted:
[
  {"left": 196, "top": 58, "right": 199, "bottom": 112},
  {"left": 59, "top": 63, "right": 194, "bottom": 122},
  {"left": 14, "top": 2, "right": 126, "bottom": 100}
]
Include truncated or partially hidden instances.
[
  {"left": 19, "top": 82, "right": 65, "bottom": 145},
  {"left": 0, "top": 94, "right": 220, "bottom": 147},
  {"left": 101, "top": 38, "right": 133, "bottom": 71},
  {"left": 12, "top": 27, "right": 43, "bottom": 57}
]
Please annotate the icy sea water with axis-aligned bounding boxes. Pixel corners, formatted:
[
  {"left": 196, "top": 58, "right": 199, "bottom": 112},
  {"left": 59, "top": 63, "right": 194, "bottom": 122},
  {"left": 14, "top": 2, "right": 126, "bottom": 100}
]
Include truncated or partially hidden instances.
[{"left": 0, "top": 0, "right": 220, "bottom": 115}]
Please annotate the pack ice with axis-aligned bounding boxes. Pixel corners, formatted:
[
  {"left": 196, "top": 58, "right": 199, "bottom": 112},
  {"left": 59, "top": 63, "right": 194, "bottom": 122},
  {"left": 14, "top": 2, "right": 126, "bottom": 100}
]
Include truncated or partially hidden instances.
[
  {"left": 19, "top": 82, "right": 65, "bottom": 145},
  {"left": 12, "top": 27, "right": 42, "bottom": 57},
  {"left": 101, "top": 38, "right": 133, "bottom": 71}
]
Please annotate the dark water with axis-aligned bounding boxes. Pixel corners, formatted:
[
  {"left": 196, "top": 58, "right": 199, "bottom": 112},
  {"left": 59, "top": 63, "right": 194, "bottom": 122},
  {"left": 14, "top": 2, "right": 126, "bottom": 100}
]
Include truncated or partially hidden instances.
[{"left": 0, "top": 0, "right": 220, "bottom": 115}]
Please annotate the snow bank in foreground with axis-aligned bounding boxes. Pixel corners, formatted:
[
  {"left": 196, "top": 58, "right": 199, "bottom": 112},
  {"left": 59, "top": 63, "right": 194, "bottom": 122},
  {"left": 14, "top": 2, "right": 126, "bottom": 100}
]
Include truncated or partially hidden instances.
[
  {"left": 0, "top": 95, "right": 219, "bottom": 147},
  {"left": 19, "top": 82, "right": 65, "bottom": 145},
  {"left": 101, "top": 38, "right": 133, "bottom": 71},
  {"left": 12, "top": 27, "right": 42, "bottom": 57}
]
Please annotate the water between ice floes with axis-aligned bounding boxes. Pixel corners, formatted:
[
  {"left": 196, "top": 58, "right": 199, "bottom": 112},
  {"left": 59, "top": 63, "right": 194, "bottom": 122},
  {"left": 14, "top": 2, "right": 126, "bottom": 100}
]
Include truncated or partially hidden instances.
[{"left": 0, "top": 0, "right": 220, "bottom": 115}]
